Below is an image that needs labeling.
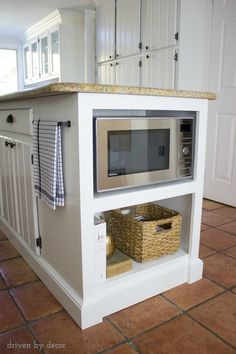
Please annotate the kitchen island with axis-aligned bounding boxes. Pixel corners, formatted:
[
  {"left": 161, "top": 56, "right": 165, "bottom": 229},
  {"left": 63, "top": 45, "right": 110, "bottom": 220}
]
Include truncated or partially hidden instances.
[{"left": 0, "top": 83, "right": 215, "bottom": 329}]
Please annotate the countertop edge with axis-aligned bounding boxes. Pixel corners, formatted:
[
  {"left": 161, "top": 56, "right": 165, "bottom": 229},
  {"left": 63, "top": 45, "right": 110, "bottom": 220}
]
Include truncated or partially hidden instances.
[{"left": 0, "top": 83, "right": 217, "bottom": 103}]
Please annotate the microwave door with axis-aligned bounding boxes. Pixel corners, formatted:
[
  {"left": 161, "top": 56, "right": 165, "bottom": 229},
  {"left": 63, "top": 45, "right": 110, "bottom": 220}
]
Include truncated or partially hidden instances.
[{"left": 96, "top": 118, "right": 179, "bottom": 192}]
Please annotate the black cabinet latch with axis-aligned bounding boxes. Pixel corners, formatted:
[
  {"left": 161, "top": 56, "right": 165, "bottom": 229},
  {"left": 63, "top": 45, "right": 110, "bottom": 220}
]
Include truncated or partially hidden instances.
[
  {"left": 36, "top": 237, "right": 42, "bottom": 249},
  {"left": 6, "top": 114, "right": 14, "bottom": 123}
]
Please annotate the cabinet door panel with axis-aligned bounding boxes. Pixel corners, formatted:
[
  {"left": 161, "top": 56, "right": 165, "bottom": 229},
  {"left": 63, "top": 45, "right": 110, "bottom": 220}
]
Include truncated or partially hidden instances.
[
  {"left": 0, "top": 135, "right": 38, "bottom": 254},
  {"left": 14, "top": 141, "right": 37, "bottom": 253},
  {"left": 116, "top": 0, "right": 141, "bottom": 57},
  {"left": 115, "top": 57, "right": 140, "bottom": 86},
  {"left": 31, "top": 40, "right": 40, "bottom": 79},
  {"left": 141, "top": 49, "right": 175, "bottom": 89},
  {"left": 0, "top": 138, "right": 9, "bottom": 221},
  {"left": 96, "top": 0, "right": 115, "bottom": 62},
  {"left": 97, "top": 63, "right": 116, "bottom": 85},
  {"left": 40, "top": 35, "right": 49, "bottom": 77},
  {"left": 141, "top": 0, "right": 177, "bottom": 51},
  {"left": 0, "top": 138, "right": 18, "bottom": 232}
]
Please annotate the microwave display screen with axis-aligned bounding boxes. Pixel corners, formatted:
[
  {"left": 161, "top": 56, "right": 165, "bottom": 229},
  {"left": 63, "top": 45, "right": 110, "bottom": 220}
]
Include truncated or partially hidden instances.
[{"left": 108, "top": 129, "right": 170, "bottom": 177}]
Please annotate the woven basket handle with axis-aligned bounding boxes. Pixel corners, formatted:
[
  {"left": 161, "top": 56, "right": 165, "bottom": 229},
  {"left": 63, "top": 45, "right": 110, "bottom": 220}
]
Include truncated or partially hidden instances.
[{"left": 155, "top": 217, "right": 174, "bottom": 232}]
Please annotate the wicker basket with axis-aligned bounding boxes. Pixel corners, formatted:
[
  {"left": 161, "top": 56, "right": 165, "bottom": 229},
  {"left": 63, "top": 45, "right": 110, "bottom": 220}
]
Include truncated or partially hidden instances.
[{"left": 105, "top": 203, "right": 182, "bottom": 262}]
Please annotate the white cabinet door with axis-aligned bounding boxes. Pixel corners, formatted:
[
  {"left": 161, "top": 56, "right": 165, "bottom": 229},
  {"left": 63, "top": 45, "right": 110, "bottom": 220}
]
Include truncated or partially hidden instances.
[
  {"left": 0, "top": 135, "right": 39, "bottom": 253},
  {"left": 96, "top": 0, "right": 115, "bottom": 63},
  {"left": 31, "top": 40, "right": 40, "bottom": 80},
  {"left": 115, "top": 57, "right": 140, "bottom": 86},
  {"left": 23, "top": 45, "right": 32, "bottom": 81},
  {"left": 97, "top": 62, "right": 116, "bottom": 85},
  {"left": 0, "top": 137, "right": 18, "bottom": 231},
  {"left": 141, "top": 48, "right": 176, "bottom": 89},
  {"left": 39, "top": 34, "right": 49, "bottom": 77},
  {"left": 204, "top": 0, "right": 236, "bottom": 207},
  {"left": 50, "top": 29, "right": 60, "bottom": 76},
  {"left": 141, "top": 0, "right": 178, "bottom": 51},
  {"left": 116, "top": 0, "right": 141, "bottom": 58}
]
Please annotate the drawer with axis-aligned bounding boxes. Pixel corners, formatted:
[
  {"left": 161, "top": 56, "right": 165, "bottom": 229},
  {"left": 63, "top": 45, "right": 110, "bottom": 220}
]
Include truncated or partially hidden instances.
[{"left": 0, "top": 108, "right": 33, "bottom": 135}]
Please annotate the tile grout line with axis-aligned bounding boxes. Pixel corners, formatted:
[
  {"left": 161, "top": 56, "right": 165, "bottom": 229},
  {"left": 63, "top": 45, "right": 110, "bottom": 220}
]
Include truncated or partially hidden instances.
[
  {"left": 161, "top": 288, "right": 227, "bottom": 315},
  {"left": 186, "top": 312, "right": 236, "bottom": 351},
  {"left": 160, "top": 290, "right": 236, "bottom": 351},
  {"left": 0, "top": 278, "right": 40, "bottom": 293},
  {"left": 0, "top": 255, "right": 22, "bottom": 263}
]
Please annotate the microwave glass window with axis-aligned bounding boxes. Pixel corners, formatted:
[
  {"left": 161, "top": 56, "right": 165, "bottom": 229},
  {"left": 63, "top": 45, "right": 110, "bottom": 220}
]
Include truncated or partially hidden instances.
[{"left": 108, "top": 129, "right": 170, "bottom": 176}]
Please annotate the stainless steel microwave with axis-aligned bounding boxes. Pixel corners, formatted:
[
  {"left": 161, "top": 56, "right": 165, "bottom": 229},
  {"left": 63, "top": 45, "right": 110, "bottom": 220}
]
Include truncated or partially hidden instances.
[{"left": 94, "top": 115, "right": 194, "bottom": 192}]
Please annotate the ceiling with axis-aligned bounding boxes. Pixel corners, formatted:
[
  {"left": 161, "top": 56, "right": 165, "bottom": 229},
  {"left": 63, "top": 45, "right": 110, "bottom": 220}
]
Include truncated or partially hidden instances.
[{"left": 0, "top": 0, "right": 95, "bottom": 37}]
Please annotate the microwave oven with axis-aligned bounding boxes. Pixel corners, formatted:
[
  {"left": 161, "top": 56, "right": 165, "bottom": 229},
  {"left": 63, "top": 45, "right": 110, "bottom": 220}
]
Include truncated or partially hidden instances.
[{"left": 94, "top": 112, "right": 195, "bottom": 192}]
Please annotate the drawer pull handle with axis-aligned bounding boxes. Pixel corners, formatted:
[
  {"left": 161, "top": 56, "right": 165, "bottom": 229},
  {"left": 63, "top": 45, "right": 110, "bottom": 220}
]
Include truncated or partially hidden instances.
[{"left": 6, "top": 114, "right": 14, "bottom": 123}]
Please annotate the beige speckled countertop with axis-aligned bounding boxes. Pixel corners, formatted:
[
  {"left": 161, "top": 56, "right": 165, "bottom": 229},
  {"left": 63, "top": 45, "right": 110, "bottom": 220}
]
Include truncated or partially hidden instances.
[{"left": 0, "top": 83, "right": 216, "bottom": 102}]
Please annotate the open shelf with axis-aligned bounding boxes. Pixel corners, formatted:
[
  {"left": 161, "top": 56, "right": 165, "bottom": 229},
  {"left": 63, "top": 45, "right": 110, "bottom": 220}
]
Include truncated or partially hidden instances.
[{"left": 93, "top": 179, "right": 197, "bottom": 213}]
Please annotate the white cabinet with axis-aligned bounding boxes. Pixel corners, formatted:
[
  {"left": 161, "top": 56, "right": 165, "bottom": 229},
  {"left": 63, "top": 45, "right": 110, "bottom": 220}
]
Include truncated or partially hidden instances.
[
  {"left": 23, "top": 9, "right": 86, "bottom": 87},
  {"left": 141, "top": 0, "right": 178, "bottom": 51},
  {"left": 115, "top": 57, "right": 140, "bottom": 86},
  {"left": 97, "top": 57, "right": 140, "bottom": 86},
  {"left": 141, "top": 48, "right": 176, "bottom": 89},
  {"left": 96, "top": 0, "right": 115, "bottom": 63},
  {"left": 96, "top": 0, "right": 178, "bottom": 89},
  {"left": 0, "top": 88, "right": 210, "bottom": 330},
  {"left": 0, "top": 109, "right": 39, "bottom": 254},
  {"left": 31, "top": 40, "right": 40, "bottom": 79},
  {"left": 23, "top": 28, "right": 59, "bottom": 83},
  {"left": 97, "top": 62, "right": 116, "bottom": 85},
  {"left": 116, "top": 0, "right": 141, "bottom": 58}
]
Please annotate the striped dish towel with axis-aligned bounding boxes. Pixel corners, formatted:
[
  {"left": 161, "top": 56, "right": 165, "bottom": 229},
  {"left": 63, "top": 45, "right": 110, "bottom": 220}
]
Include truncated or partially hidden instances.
[{"left": 32, "top": 120, "right": 64, "bottom": 209}]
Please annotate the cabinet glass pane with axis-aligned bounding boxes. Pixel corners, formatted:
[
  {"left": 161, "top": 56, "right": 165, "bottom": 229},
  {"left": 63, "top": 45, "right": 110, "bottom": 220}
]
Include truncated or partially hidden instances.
[
  {"left": 51, "top": 31, "right": 59, "bottom": 74},
  {"left": 40, "top": 36, "right": 49, "bottom": 75},
  {"left": 24, "top": 46, "right": 31, "bottom": 80},
  {"left": 31, "top": 42, "right": 39, "bottom": 78}
]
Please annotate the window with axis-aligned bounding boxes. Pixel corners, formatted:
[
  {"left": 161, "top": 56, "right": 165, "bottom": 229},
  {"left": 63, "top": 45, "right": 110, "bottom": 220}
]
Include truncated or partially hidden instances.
[{"left": 0, "top": 49, "right": 18, "bottom": 94}]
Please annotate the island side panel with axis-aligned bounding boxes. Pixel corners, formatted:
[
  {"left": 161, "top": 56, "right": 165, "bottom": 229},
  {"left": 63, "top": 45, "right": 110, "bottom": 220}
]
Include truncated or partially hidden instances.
[{"left": 31, "top": 94, "right": 84, "bottom": 296}]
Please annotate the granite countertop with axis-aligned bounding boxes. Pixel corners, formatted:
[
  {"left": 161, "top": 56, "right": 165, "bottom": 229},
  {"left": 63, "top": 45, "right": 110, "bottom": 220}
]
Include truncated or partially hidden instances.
[{"left": 0, "top": 83, "right": 216, "bottom": 102}]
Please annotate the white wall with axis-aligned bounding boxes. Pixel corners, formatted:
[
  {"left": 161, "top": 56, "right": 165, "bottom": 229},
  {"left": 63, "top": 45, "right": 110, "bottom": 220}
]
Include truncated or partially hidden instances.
[
  {"left": 177, "top": 0, "right": 213, "bottom": 91},
  {"left": 0, "top": 35, "right": 24, "bottom": 90}
]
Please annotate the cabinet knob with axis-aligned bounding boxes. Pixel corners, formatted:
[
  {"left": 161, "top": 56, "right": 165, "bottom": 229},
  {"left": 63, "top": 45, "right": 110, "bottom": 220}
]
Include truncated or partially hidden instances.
[
  {"left": 10, "top": 142, "right": 16, "bottom": 149},
  {"left": 5, "top": 141, "right": 9, "bottom": 147},
  {"left": 146, "top": 55, "right": 150, "bottom": 59},
  {"left": 6, "top": 114, "right": 14, "bottom": 123},
  {"left": 109, "top": 55, "right": 112, "bottom": 59},
  {"left": 110, "top": 63, "right": 113, "bottom": 67},
  {"left": 115, "top": 62, "right": 118, "bottom": 65},
  {"left": 145, "top": 46, "right": 149, "bottom": 50}
]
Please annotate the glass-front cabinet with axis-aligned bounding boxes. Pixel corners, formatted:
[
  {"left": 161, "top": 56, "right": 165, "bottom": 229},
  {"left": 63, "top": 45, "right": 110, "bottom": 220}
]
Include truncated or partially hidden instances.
[
  {"left": 50, "top": 30, "right": 60, "bottom": 75},
  {"left": 31, "top": 41, "right": 40, "bottom": 79},
  {"left": 23, "top": 46, "right": 32, "bottom": 81},
  {"left": 23, "top": 28, "right": 59, "bottom": 84},
  {"left": 39, "top": 35, "right": 49, "bottom": 77}
]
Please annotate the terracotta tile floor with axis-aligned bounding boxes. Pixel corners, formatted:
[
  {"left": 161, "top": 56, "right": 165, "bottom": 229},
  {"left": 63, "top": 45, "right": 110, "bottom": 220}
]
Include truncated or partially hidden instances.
[{"left": 0, "top": 199, "right": 236, "bottom": 353}]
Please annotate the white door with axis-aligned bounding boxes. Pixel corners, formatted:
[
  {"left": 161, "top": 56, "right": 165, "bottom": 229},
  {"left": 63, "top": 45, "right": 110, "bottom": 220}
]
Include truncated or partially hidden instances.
[
  {"left": 96, "top": 0, "right": 115, "bottom": 63},
  {"left": 141, "top": 0, "right": 178, "bottom": 52},
  {"left": 115, "top": 57, "right": 140, "bottom": 86},
  {"left": 116, "top": 0, "right": 141, "bottom": 57},
  {"left": 204, "top": 0, "right": 236, "bottom": 207},
  {"left": 141, "top": 48, "right": 176, "bottom": 89}
]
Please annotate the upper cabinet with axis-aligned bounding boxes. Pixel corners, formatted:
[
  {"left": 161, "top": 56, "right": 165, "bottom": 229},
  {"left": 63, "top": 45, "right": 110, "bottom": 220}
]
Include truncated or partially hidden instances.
[
  {"left": 116, "top": 0, "right": 141, "bottom": 57},
  {"left": 96, "top": 0, "right": 115, "bottom": 62},
  {"left": 22, "top": 10, "right": 87, "bottom": 87},
  {"left": 141, "top": 0, "right": 178, "bottom": 51},
  {"left": 95, "top": 0, "right": 179, "bottom": 89}
]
